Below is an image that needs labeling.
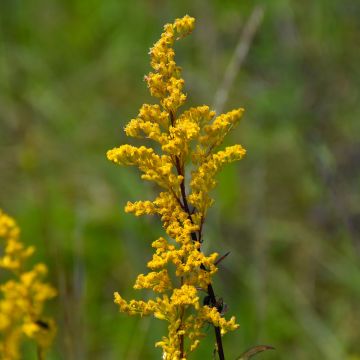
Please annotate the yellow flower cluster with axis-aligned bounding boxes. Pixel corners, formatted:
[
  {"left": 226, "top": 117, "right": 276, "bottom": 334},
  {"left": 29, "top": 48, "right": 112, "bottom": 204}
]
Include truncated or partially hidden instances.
[
  {"left": 0, "top": 209, "right": 56, "bottom": 359},
  {"left": 108, "top": 15, "right": 245, "bottom": 359}
]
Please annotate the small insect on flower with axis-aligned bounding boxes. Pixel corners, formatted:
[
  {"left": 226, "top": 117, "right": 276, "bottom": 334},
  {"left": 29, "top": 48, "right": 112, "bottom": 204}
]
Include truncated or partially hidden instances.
[
  {"left": 203, "top": 295, "right": 228, "bottom": 316},
  {"left": 216, "top": 298, "right": 228, "bottom": 316},
  {"left": 35, "top": 319, "right": 50, "bottom": 330}
]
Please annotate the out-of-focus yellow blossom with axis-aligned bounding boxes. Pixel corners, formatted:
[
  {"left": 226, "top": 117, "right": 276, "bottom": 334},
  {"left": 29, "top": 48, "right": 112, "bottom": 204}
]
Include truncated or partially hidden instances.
[
  {"left": 108, "top": 15, "right": 244, "bottom": 359},
  {"left": 0, "top": 209, "right": 56, "bottom": 359}
]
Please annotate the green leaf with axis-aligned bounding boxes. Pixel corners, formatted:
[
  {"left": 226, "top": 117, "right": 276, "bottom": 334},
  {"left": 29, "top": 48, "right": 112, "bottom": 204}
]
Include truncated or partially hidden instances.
[{"left": 236, "top": 345, "right": 275, "bottom": 360}]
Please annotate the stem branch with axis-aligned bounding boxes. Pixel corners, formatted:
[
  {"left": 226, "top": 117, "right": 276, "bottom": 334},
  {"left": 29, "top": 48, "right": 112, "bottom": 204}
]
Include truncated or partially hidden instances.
[{"left": 170, "top": 110, "right": 225, "bottom": 359}]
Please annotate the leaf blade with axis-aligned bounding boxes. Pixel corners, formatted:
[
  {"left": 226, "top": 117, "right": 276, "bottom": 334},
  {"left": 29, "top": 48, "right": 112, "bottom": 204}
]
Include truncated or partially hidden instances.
[{"left": 236, "top": 345, "right": 275, "bottom": 360}]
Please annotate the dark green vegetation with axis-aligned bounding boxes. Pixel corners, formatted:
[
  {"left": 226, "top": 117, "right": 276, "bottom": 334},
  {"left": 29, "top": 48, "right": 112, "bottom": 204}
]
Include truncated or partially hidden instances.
[{"left": 1, "top": 1, "right": 360, "bottom": 359}]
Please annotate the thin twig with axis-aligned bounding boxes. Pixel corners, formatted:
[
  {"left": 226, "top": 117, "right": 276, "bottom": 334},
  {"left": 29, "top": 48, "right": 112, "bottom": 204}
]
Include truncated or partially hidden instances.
[
  {"left": 213, "top": 6, "right": 265, "bottom": 114},
  {"left": 177, "top": 168, "right": 225, "bottom": 359}
]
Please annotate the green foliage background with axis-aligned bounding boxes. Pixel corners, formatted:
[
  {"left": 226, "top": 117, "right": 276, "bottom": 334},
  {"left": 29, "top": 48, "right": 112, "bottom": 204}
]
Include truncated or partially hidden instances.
[{"left": 1, "top": 0, "right": 360, "bottom": 359}]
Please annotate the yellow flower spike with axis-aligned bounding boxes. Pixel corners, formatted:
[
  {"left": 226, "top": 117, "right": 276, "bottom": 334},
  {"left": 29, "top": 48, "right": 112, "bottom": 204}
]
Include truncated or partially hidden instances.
[
  {"left": 125, "top": 117, "right": 163, "bottom": 142},
  {"left": 107, "top": 144, "right": 181, "bottom": 189},
  {"left": 200, "top": 108, "right": 245, "bottom": 147},
  {"left": 125, "top": 200, "right": 157, "bottom": 216},
  {"left": 108, "top": 15, "right": 244, "bottom": 359},
  {"left": 189, "top": 144, "right": 246, "bottom": 214},
  {"left": 134, "top": 270, "right": 172, "bottom": 293},
  {"left": 0, "top": 209, "right": 56, "bottom": 359}
]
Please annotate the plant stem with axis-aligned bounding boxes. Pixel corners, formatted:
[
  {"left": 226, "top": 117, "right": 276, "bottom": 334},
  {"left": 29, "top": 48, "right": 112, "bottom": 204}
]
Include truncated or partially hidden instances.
[
  {"left": 37, "top": 346, "right": 44, "bottom": 360},
  {"left": 180, "top": 276, "right": 185, "bottom": 358},
  {"left": 175, "top": 162, "right": 226, "bottom": 360},
  {"left": 206, "top": 280, "right": 225, "bottom": 360},
  {"left": 170, "top": 110, "right": 225, "bottom": 360},
  {"left": 179, "top": 306, "right": 185, "bottom": 358}
]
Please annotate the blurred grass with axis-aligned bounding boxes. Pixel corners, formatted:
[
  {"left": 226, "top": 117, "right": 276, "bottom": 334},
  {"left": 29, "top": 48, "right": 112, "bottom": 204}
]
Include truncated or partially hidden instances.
[{"left": 1, "top": 0, "right": 360, "bottom": 359}]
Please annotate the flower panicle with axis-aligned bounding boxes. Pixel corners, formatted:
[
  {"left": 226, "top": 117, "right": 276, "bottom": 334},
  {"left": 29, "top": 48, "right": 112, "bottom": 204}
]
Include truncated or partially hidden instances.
[{"left": 108, "top": 15, "right": 245, "bottom": 359}]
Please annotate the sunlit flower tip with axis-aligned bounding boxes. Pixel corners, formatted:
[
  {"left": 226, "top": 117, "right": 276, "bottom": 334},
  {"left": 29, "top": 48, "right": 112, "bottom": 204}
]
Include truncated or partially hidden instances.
[
  {"left": 114, "top": 292, "right": 124, "bottom": 305},
  {"left": 173, "top": 15, "right": 195, "bottom": 37}
]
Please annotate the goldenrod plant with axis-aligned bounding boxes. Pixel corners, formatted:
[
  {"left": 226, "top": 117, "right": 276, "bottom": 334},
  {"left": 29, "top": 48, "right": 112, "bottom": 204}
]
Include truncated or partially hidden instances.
[
  {"left": 107, "top": 15, "right": 246, "bottom": 359},
  {"left": 0, "top": 209, "right": 56, "bottom": 360}
]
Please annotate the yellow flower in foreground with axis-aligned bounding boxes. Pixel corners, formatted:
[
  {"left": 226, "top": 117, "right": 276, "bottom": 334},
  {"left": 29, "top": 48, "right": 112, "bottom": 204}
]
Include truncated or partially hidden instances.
[
  {"left": 108, "top": 15, "right": 244, "bottom": 359},
  {"left": 0, "top": 209, "right": 56, "bottom": 359}
]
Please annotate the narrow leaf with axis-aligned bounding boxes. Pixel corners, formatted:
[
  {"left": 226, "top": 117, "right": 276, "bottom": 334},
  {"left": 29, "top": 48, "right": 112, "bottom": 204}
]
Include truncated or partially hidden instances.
[
  {"left": 236, "top": 345, "right": 275, "bottom": 360},
  {"left": 215, "top": 251, "right": 231, "bottom": 266}
]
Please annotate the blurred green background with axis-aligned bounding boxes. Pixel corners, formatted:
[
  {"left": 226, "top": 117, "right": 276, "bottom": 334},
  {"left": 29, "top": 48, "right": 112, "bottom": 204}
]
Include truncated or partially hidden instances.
[{"left": 1, "top": 0, "right": 360, "bottom": 359}]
